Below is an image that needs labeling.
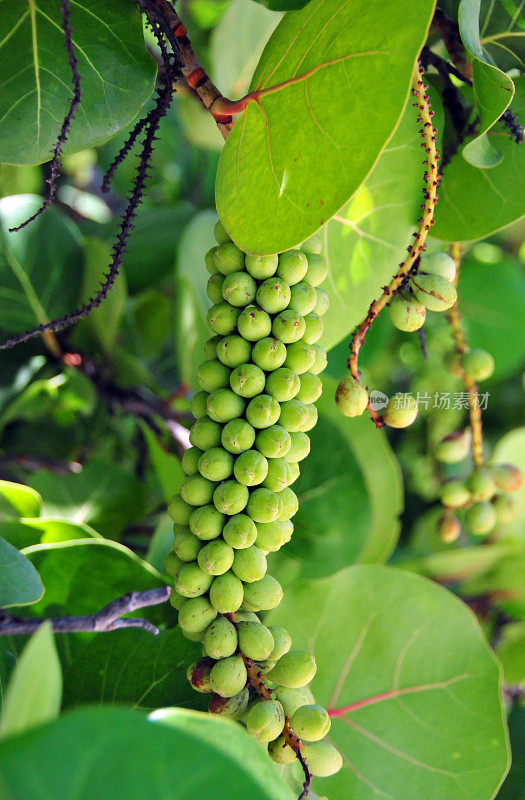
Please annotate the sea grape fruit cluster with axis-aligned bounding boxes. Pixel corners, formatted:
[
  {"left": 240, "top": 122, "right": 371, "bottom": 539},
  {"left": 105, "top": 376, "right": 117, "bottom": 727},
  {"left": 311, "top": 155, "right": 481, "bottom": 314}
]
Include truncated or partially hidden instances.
[{"left": 166, "top": 222, "right": 341, "bottom": 779}]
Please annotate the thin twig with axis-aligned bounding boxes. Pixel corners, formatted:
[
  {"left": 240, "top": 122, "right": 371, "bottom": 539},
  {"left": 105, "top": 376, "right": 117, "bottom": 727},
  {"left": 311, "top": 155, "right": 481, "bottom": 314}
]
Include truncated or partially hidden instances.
[
  {"left": 433, "top": 7, "right": 470, "bottom": 78},
  {"left": 0, "top": 587, "right": 171, "bottom": 636}
]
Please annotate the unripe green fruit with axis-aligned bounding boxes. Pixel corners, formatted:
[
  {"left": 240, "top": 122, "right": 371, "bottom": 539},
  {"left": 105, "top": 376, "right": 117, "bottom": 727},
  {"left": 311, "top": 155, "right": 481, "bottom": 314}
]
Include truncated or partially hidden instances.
[
  {"left": 245, "top": 253, "right": 278, "bottom": 279},
  {"left": 285, "top": 432, "right": 310, "bottom": 462},
  {"left": 173, "top": 526, "right": 202, "bottom": 561},
  {"left": 302, "top": 741, "right": 342, "bottom": 777},
  {"left": 437, "top": 512, "right": 461, "bottom": 543},
  {"left": 300, "top": 404, "right": 318, "bottom": 432},
  {"left": 297, "top": 372, "right": 322, "bottom": 404},
  {"left": 278, "top": 487, "right": 299, "bottom": 520},
  {"left": 388, "top": 291, "right": 426, "bottom": 332},
  {"left": 256, "top": 277, "right": 291, "bottom": 314},
  {"left": 169, "top": 590, "right": 187, "bottom": 611},
  {"left": 205, "top": 246, "right": 220, "bottom": 274},
  {"left": 191, "top": 391, "right": 209, "bottom": 420},
  {"left": 197, "top": 359, "right": 231, "bottom": 392},
  {"left": 234, "top": 611, "right": 260, "bottom": 623},
  {"left": 208, "top": 687, "right": 249, "bottom": 718},
  {"left": 310, "top": 344, "right": 327, "bottom": 374},
  {"left": 232, "top": 545, "right": 267, "bottom": 582},
  {"left": 267, "top": 651, "right": 316, "bottom": 688},
  {"left": 246, "top": 394, "right": 281, "bottom": 429},
  {"left": 213, "top": 480, "right": 249, "bottom": 515},
  {"left": 184, "top": 629, "right": 206, "bottom": 642},
  {"left": 422, "top": 251, "right": 456, "bottom": 281},
  {"left": 215, "top": 242, "right": 245, "bottom": 275},
  {"left": 181, "top": 474, "right": 216, "bottom": 506},
  {"left": 216, "top": 335, "right": 252, "bottom": 368},
  {"left": 187, "top": 657, "right": 214, "bottom": 692},
  {"left": 206, "top": 302, "right": 240, "bottom": 335},
  {"left": 255, "top": 425, "right": 292, "bottom": 458},
  {"left": 207, "top": 388, "right": 246, "bottom": 423},
  {"left": 206, "top": 273, "right": 224, "bottom": 304},
  {"left": 175, "top": 562, "right": 213, "bottom": 598},
  {"left": 466, "top": 501, "right": 497, "bottom": 535},
  {"left": 230, "top": 364, "right": 266, "bottom": 398},
  {"left": 246, "top": 700, "right": 285, "bottom": 741},
  {"left": 290, "top": 281, "right": 317, "bottom": 315},
  {"left": 238, "top": 621, "right": 275, "bottom": 660},
  {"left": 234, "top": 449, "right": 269, "bottom": 486},
  {"left": 204, "top": 335, "right": 223, "bottom": 359},
  {"left": 303, "top": 312, "right": 324, "bottom": 344},
  {"left": 265, "top": 368, "right": 300, "bottom": 402},
  {"left": 304, "top": 253, "right": 328, "bottom": 286},
  {"left": 255, "top": 520, "right": 289, "bottom": 551},
  {"left": 198, "top": 540, "right": 235, "bottom": 575},
  {"left": 190, "top": 417, "right": 222, "bottom": 450},
  {"left": 335, "top": 376, "right": 368, "bottom": 417},
  {"left": 290, "top": 704, "right": 331, "bottom": 740},
  {"left": 209, "top": 654, "right": 247, "bottom": 697},
  {"left": 213, "top": 220, "right": 231, "bottom": 244},
  {"left": 288, "top": 462, "right": 300, "bottom": 484},
  {"left": 198, "top": 447, "right": 234, "bottom": 482},
  {"left": 272, "top": 309, "right": 306, "bottom": 343},
  {"left": 167, "top": 493, "right": 193, "bottom": 525},
  {"left": 222, "top": 514, "right": 258, "bottom": 549},
  {"left": 178, "top": 596, "right": 218, "bottom": 633},
  {"left": 279, "top": 399, "right": 309, "bottom": 432},
  {"left": 247, "top": 487, "right": 283, "bottom": 523},
  {"left": 251, "top": 337, "right": 287, "bottom": 371},
  {"left": 221, "top": 418, "right": 256, "bottom": 453},
  {"left": 277, "top": 251, "right": 308, "bottom": 285},
  {"left": 440, "top": 478, "right": 471, "bottom": 508},
  {"left": 164, "top": 550, "right": 183, "bottom": 578},
  {"left": 314, "top": 287, "right": 329, "bottom": 316},
  {"left": 268, "top": 626, "right": 292, "bottom": 660},
  {"left": 410, "top": 273, "right": 457, "bottom": 311},
  {"left": 221, "top": 270, "right": 257, "bottom": 307},
  {"left": 274, "top": 685, "right": 315, "bottom": 717},
  {"left": 209, "top": 571, "right": 244, "bottom": 613},
  {"left": 435, "top": 429, "right": 472, "bottom": 464},
  {"left": 493, "top": 493, "right": 518, "bottom": 524},
  {"left": 301, "top": 231, "right": 323, "bottom": 254},
  {"left": 284, "top": 341, "right": 316, "bottom": 374},
  {"left": 263, "top": 458, "right": 293, "bottom": 492},
  {"left": 463, "top": 349, "right": 495, "bottom": 382},
  {"left": 268, "top": 735, "right": 296, "bottom": 764},
  {"left": 490, "top": 463, "right": 523, "bottom": 493},
  {"left": 384, "top": 393, "right": 418, "bottom": 428},
  {"left": 237, "top": 305, "right": 272, "bottom": 341},
  {"left": 242, "top": 574, "right": 283, "bottom": 611},
  {"left": 203, "top": 616, "right": 238, "bottom": 659},
  {"left": 467, "top": 468, "right": 496, "bottom": 501}
]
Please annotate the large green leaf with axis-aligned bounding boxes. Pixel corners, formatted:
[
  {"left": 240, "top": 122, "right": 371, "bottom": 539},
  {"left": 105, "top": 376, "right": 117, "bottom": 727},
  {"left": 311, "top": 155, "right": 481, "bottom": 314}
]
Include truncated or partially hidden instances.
[
  {"left": 0, "top": 0, "right": 156, "bottom": 166},
  {"left": 268, "top": 565, "right": 509, "bottom": 800},
  {"left": 0, "top": 480, "right": 41, "bottom": 520},
  {"left": 0, "top": 706, "right": 294, "bottom": 800},
  {"left": 140, "top": 423, "right": 184, "bottom": 504},
  {"left": 494, "top": 622, "right": 525, "bottom": 686},
  {"left": 0, "top": 518, "right": 100, "bottom": 551},
  {"left": 215, "top": 0, "right": 436, "bottom": 254},
  {"left": 0, "top": 537, "right": 43, "bottom": 608},
  {"left": 0, "top": 623, "right": 61, "bottom": 740}
]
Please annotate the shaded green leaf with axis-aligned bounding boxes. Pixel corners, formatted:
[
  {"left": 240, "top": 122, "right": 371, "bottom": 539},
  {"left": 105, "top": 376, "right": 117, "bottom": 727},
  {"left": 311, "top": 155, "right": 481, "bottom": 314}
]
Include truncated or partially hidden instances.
[
  {"left": 146, "top": 514, "right": 173, "bottom": 573},
  {"left": 0, "top": 537, "right": 43, "bottom": 608},
  {"left": 495, "top": 622, "right": 525, "bottom": 686},
  {"left": 0, "top": 480, "right": 41, "bottom": 520},
  {"left": 140, "top": 423, "right": 184, "bottom": 504},
  {"left": 0, "top": 518, "right": 100, "bottom": 551}
]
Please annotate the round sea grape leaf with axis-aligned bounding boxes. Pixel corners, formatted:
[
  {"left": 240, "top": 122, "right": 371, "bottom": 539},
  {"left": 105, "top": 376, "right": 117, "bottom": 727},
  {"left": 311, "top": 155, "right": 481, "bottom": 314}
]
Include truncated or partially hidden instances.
[
  {"left": 0, "top": 518, "right": 101, "bottom": 551},
  {"left": 0, "top": 480, "right": 41, "bottom": 520},
  {"left": 494, "top": 622, "right": 525, "bottom": 687},
  {"left": 268, "top": 565, "right": 509, "bottom": 800},
  {"left": 0, "top": 537, "right": 44, "bottom": 608},
  {"left": 0, "top": 0, "right": 156, "bottom": 166},
  {"left": 216, "top": 0, "right": 436, "bottom": 254}
]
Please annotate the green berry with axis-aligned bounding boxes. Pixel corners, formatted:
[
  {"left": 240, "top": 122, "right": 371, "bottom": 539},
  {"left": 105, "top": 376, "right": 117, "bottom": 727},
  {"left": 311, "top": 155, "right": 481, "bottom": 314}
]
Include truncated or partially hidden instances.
[
  {"left": 285, "top": 432, "right": 310, "bottom": 462},
  {"left": 437, "top": 512, "right": 461, "bottom": 543},
  {"left": 300, "top": 404, "right": 318, "bottom": 432},
  {"left": 290, "top": 704, "right": 331, "bottom": 740},
  {"left": 290, "top": 282, "right": 317, "bottom": 315},
  {"left": 246, "top": 700, "right": 285, "bottom": 741},
  {"left": 274, "top": 685, "right": 315, "bottom": 717},
  {"left": 268, "top": 626, "right": 292, "bottom": 660},
  {"left": 205, "top": 247, "right": 220, "bottom": 274},
  {"left": 232, "top": 545, "right": 267, "bottom": 582},
  {"left": 493, "top": 494, "right": 518, "bottom": 524},
  {"left": 178, "top": 596, "right": 218, "bottom": 633},
  {"left": 440, "top": 478, "right": 471, "bottom": 508},
  {"left": 206, "top": 302, "right": 240, "bottom": 335},
  {"left": 435, "top": 429, "right": 472, "bottom": 463},
  {"left": 164, "top": 550, "right": 183, "bottom": 578},
  {"left": 213, "top": 220, "right": 231, "bottom": 244},
  {"left": 216, "top": 335, "right": 252, "bottom": 368},
  {"left": 238, "top": 621, "right": 274, "bottom": 660},
  {"left": 213, "top": 480, "right": 249, "bottom": 515},
  {"left": 288, "top": 462, "right": 300, "bottom": 484},
  {"left": 314, "top": 287, "right": 329, "bottom": 316},
  {"left": 169, "top": 590, "right": 187, "bottom": 611},
  {"left": 247, "top": 487, "right": 283, "bottom": 523},
  {"left": 310, "top": 344, "right": 327, "bottom": 374},
  {"left": 463, "top": 349, "right": 495, "bottom": 382},
  {"left": 167, "top": 493, "right": 193, "bottom": 525},
  {"left": 245, "top": 253, "right": 279, "bottom": 279},
  {"left": 206, "top": 273, "right": 224, "bottom": 304},
  {"left": 191, "top": 391, "right": 209, "bottom": 419},
  {"left": 175, "top": 562, "right": 213, "bottom": 598},
  {"left": 207, "top": 388, "right": 246, "bottom": 423},
  {"left": 256, "top": 277, "right": 291, "bottom": 314},
  {"left": 272, "top": 309, "right": 306, "bottom": 343},
  {"left": 221, "top": 419, "right": 256, "bottom": 453},
  {"left": 230, "top": 364, "right": 266, "bottom": 398},
  {"left": 215, "top": 243, "right": 245, "bottom": 275},
  {"left": 237, "top": 305, "right": 272, "bottom": 341},
  {"left": 297, "top": 372, "right": 322, "bottom": 404},
  {"left": 221, "top": 271, "right": 257, "bottom": 307},
  {"left": 335, "top": 376, "right": 368, "bottom": 417},
  {"left": 384, "top": 393, "right": 418, "bottom": 428},
  {"left": 251, "top": 337, "right": 287, "bottom": 371},
  {"left": 410, "top": 273, "right": 457, "bottom": 311},
  {"left": 490, "top": 464, "right": 523, "bottom": 492},
  {"left": 265, "top": 368, "right": 300, "bottom": 402},
  {"left": 204, "top": 335, "right": 223, "bottom": 360},
  {"left": 466, "top": 501, "right": 497, "bottom": 536},
  {"left": 187, "top": 657, "right": 214, "bottom": 692},
  {"left": 234, "top": 611, "right": 260, "bottom": 623},
  {"left": 388, "top": 291, "right": 426, "bottom": 332},
  {"left": 234, "top": 449, "right": 269, "bottom": 486},
  {"left": 421, "top": 251, "right": 456, "bottom": 281},
  {"left": 198, "top": 540, "right": 235, "bottom": 575},
  {"left": 189, "top": 504, "right": 225, "bottom": 541},
  {"left": 263, "top": 458, "right": 293, "bottom": 492},
  {"left": 467, "top": 468, "right": 496, "bottom": 501},
  {"left": 181, "top": 474, "right": 216, "bottom": 506},
  {"left": 209, "top": 654, "right": 247, "bottom": 697},
  {"left": 303, "top": 312, "right": 323, "bottom": 344},
  {"left": 198, "top": 447, "right": 234, "bottom": 482},
  {"left": 255, "top": 520, "right": 290, "bottom": 551},
  {"left": 255, "top": 425, "right": 291, "bottom": 458},
  {"left": 208, "top": 687, "right": 249, "bottom": 718},
  {"left": 222, "top": 514, "right": 258, "bottom": 549},
  {"left": 268, "top": 736, "right": 296, "bottom": 764},
  {"left": 302, "top": 741, "right": 342, "bottom": 777},
  {"left": 301, "top": 231, "right": 323, "bottom": 254},
  {"left": 279, "top": 399, "right": 309, "bottom": 432},
  {"left": 197, "top": 359, "right": 231, "bottom": 393},
  {"left": 190, "top": 417, "right": 222, "bottom": 450},
  {"left": 242, "top": 574, "right": 283, "bottom": 611},
  {"left": 284, "top": 341, "right": 316, "bottom": 374},
  {"left": 246, "top": 394, "right": 281, "bottom": 429},
  {"left": 204, "top": 616, "right": 238, "bottom": 659},
  {"left": 173, "top": 526, "right": 202, "bottom": 561},
  {"left": 304, "top": 253, "right": 328, "bottom": 286},
  {"left": 277, "top": 251, "right": 308, "bottom": 285},
  {"left": 278, "top": 487, "right": 299, "bottom": 520},
  {"left": 267, "top": 651, "right": 316, "bottom": 688},
  {"left": 209, "top": 572, "right": 244, "bottom": 613}
]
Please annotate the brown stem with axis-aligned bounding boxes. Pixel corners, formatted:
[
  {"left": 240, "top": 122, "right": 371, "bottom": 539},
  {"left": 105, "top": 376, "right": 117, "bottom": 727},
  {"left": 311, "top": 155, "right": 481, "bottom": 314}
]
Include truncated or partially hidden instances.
[
  {"left": 433, "top": 7, "right": 471, "bottom": 78},
  {"left": 447, "top": 243, "right": 484, "bottom": 467}
]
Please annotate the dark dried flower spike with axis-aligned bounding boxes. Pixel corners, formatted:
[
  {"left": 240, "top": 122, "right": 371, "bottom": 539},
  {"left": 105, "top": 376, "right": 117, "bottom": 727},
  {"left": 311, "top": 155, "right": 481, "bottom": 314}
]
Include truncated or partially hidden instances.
[{"left": 9, "top": 0, "right": 81, "bottom": 233}]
